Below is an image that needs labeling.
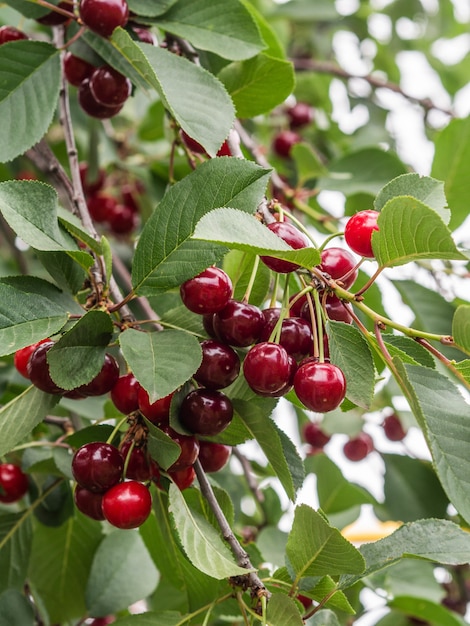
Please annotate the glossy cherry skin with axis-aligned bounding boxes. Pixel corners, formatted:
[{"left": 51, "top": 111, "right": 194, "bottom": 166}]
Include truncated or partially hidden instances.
[
  {"left": 194, "top": 340, "right": 240, "bottom": 389},
  {"left": 63, "top": 52, "right": 95, "bottom": 87},
  {"left": 102, "top": 480, "right": 152, "bottom": 529},
  {"left": 344, "top": 210, "right": 380, "bottom": 258},
  {"left": 294, "top": 361, "right": 346, "bottom": 412},
  {"left": 138, "top": 388, "right": 173, "bottom": 425},
  {"left": 14, "top": 338, "right": 50, "bottom": 379},
  {"left": 289, "top": 292, "right": 309, "bottom": 317},
  {"left": 324, "top": 295, "right": 353, "bottom": 324},
  {"left": 162, "top": 426, "right": 200, "bottom": 471},
  {"left": 260, "top": 310, "right": 313, "bottom": 360},
  {"left": 213, "top": 300, "right": 264, "bottom": 347},
  {"left": 383, "top": 413, "right": 407, "bottom": 441},
  {"left": 0, "top": 26, "right": 28, "bottom": 44},
  {"left": 302, "top": 422, "right": 331, "bottom": 449},
  {"left": 319, "top": 247, "right": 358, "bottom": 289},
  {"left": 243, "top": 342, "right": 292, "bottom": 395},
  {"left": 168, "top": 466, "right": 196, "bottom": 490},
  {"left": 111, "top": 373, "right": 141, "bottom": 414},
  {"left": 286, "top": 102, "right": 313, "bottom": 128},
  {"left": 78, "top": 78, "right": 125, "bottom": 119},
  {"left": 72, "top": 442, "right": 124, "bottom": 493},
  {"left": 260, "top": 221, "right": 309, "bottom": 274},
  {"left": 74, "top": 485, "right": 105, "bottom": 520},
  {"left": 0, "top": 463, "right": 29, "bottom": 503},
  {"left": 272, "top": 130, "right": 301, "bottom": 158},
  {"left": 198, "top": 441, "right": 231, "bottom": 473},
  {"left": 76, "top": 353, "right": 120, "bottom": 397},
  {"left": 120, "top": 441, "right": 157, "bottom": 481},
  {"left": 179, "top": 389, "right": 233, "bottom": 436},
  {"left": 180, "top": 266, "right": 232, "bottom": 315},
  {"left": 343, "top": 432, "right": 374, "bottom": 461},
  {"left": 27, "top": 341, "right": 64, "bottom": 394},
  {"left": 90, "top": 66, "right": 132, "bottom": 107},
  {"left": 79, "top": 0, "right": 129, "bottom": 38}
]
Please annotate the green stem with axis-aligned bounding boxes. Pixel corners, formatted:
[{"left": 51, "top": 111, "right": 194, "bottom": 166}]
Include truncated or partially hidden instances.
[
  {"left": 291, "top": 197, "right": 338, "bottom": 233},
  {"left": 416, "top": 338, "right": 470, "bottom": 391},
  {"left": 281, "top": 209, "right": 319, "bottom": 248},
  {"left": 106, "top": 416, "right": 128, "bottom": 445},
  {"left": 243, "top": 255, "right": 261, "bottom": 303},
  {"left": 175, "top": 593, "right": 233, "bottom": 626},
  {"left": 312, "top": 289, "right": 325, "bottom": 362}
]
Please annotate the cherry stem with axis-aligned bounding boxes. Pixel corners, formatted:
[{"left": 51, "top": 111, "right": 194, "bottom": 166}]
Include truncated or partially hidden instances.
[
  {"left": 106, "top": 416, "right": 128, "bottom": 445},
  {"left": 34, "top": 0, "right": 76, "bottom": 19},
  {"left": 318, "top": 231, "right": 345, "bottom": 251},
  {"left": 354, "top": 265, "right": 385, "bottom": 297},
  {"left": 242, "top": 254, "right": 260, "bottom": 303},
  {"left": 280, "top": 208, "right": 319, "bottom": 248},
  {"left": 193, "top": 459, "right": 270, "bottom": 599},
  {"left": 416, "top": 338, "right": 470, "bottom": 391},
  {"left": 121, "top": 438, "right": 136, "bottom": 478},
  {"left": 313, "top": 289, "right": 326, "bottom": 362}
]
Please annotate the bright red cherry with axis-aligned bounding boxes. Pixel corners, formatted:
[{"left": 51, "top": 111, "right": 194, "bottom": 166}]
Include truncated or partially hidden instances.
[
  {"left": 194, "top": 340, "right": 240, "bottom": 389},
  {"left": 76, "top": 353, "right": 120, "bottom": 397},
  {"left": 0, "top": 26, "right": 28, "bottom": 44},
  {"left": 302, "top": 422, "right": 331, "bottom": 449},
  {"left": 79, "top": 0, "right": 129, "bottom": 38},
  {"left": 243, "top": 342, "right": 292, "bottom": 396},
  {"left": 343, "top": 432, "right": 374, "bottom": 461},
  {"left": 213, "top": 300, "right": 264, "bottom": 347},
  {"left": 72, "top": 442, "right": 124, "bottom": 493},
  {"left": 27, "top": 341, "right": 65, "bottom": 394},
  {"left": 162, "top": 426, "right": 200, "bottom": 471},
  {"left": 102, "top": 480, "right": 152, "bottom": 529},
  {"left": 198, "top": 441, "right": 231, "bottom": 473},
  {"left": 138, "top": 388, "right": 173, "bottom": 425},
  {"left": 179, "top": 389, "right": 233, "bottom": 436},
  {"left": 0, "top": 463, "right": 29, "bottom": 503},
  {"left": 14, "top": 338, "right": 50, "bottom": 379},
  {"left": 319, "top": 247, "right": 358, "bottom": 289},
  {"left": 294, "top": 361, "right": 346, "bottom": 412},
  {"left": 111, "top": 373, "right": 141, "bottom": 414},
  {"left": 260, "top": 221, "right": 309, "bottom": 274},
  {"left": 78, "top": 78, "right": 125, "bottom": 119},
  {"left": 90, "top": 66, "right": 132, "bottom": 107},
  {"left": 168, "top": 466, "right": 196, "bottom": 490},
  {"left": 272, "top": 130, "right": 301, "bottom": 158},
  {"left": 382, "top": 413, "right": 407, "bottom": 441},
  {"left": 180, "top": 267, "right": 232, "bottom": 315},
  {"left": 344, "top": 210, "right": 380, "bottom": 258},
  {"left": 74, "top": 485, "right": 105, "bottom": 520},
  {"left": 286, "top": 102, "right": 313, "bottom": 128}
]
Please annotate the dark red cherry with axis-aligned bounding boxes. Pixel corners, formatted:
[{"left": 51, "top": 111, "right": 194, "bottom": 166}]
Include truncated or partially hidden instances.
[
  {"left": 71, "top": 442, "right": 124, "bottom": 493},
  {"left": 260, "top": 311, "right": 313, "bottom": 360},
  {"left": 382, "top": 413, "right": 407, "bottom": 441},
  {"left": 258, "top": 354, "right": 297, "bottom": 397},
  {"left": 14, "top": 338, "right": 50, "bottom": 379},
  {"left": 88, "top": 193, "right": 118, "bottom": 222},
  {"left": 302, "top": 422, "right": 331, "bottom": 449},
  {"left": 132, "top": 26, "right": 157, "bottom": 45},
  {"left": 286, "top": 102, "right": 313, "bottom": 128},
  {"left": 74, "top": 485, "right": 105, "bottom": 520},
  {"left": 294, "top": 361, "right": 346, "bottom": 412},
  {"left": 168, "top": 466, "right": 196, "bottom": 490},
  {"left": 88, "top": 617, "right": 115, "bottom": 625},
  {"left": 63, "top": 53, "right": 95, "bottom": 87},
  {"left": 162, "top": 426, "right": 200, "bottom": 471},
  {"left": 180, "top": 130, "right": 206, "bottom": 154},
  {"left": 111, "top": 373, "right": 141, "bottom": 414},
  {"left": 37, "top": 2, "right": 71, "bottom": 25},
  {"left": 202, "top": 313, "right": 217, "bottom": 338},
  {"left": 79, "top": 0, "right": 129, "bottom": 38},
  {"left": 78, "top": 78, "right": 125, "bottom": 119},
  {"left": 106, "top": 203, "right": 138, "bottom": 234},
  {"left": 138, "top": 388, "right": 173, "bottom": 425},
  {"left": 343, "top": 432, "right": 374, "bottom": 461},
  {"left": 180, "top": 266, "right": 232, "bottom": 315},
  {"left": 289, "top": 292, "right": 309, "bottom": 317},
  {"left": 194, "top": 340, "right": 240, "bottom": 389},
  {"left": 27, "top": 341, "right": 64, "bottom": 394},
  {"left": 243, "top": 342, "right": 292, "bottom": 396},
  {"left": 179, "top": 389, "right": 233, "bottom": 436},
  {"left": 0, "top": 463, "right": 29, "bottom": 503},
  {"left": 260, "top": 221, "right": 309, "bottom": 273},
  {"left": 79, "top": 162, "right": 106, "bottom": 196},
  {"left": 76, "top": 353, "right": 120, "bottom": 397},
  {"left": 102, "top": 480, "right": 151, "bottom": 529},
  {"left": 120, "top": 441, "right": 157, "bottom": 481},
  {"left": 198, "top": 441, "right": 231, "bottom": 473},
  {"left": 213, "top": 300, "right": 264, "bottom": 347},
  {"left": 324, "top": 295, "right": 353, "bottom": 324},
  {"left": 272, "top": 130, "right": 301, "bottom": 158},
  {"left": 344, "top": 210, "right": 380, "bottom": 258},
  {"left": 0, "top": 26, "right": 28, "bottom": 44},
  {"left": 319, "top": 247, "right": 358, "bottom": 289},
  {"left": 90, "top": 66, "right": 132, "bottom": 107},
  {"left": 216, "top": 140, "right": 231, "bottom": 156}
]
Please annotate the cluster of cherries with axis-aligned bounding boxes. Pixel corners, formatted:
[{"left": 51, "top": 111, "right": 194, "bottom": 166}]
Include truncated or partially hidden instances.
[{"left": 272, "top": 101, "right": 314, "bottom": 159}]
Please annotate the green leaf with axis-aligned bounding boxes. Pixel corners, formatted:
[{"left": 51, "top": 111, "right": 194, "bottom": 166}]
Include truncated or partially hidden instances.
[
  {"left": 375, "top": 173, "right": 450, "bottom": 225},
  {"left": 2, "top": 0, "right": 49, "bottom": 18},
  {"left": 381, "top": 454, "right": 449, "bottom": 522},
  {"left": 0, "top": 41, "right": 60, "bottom": 163},
  {"left": 0, "top": 275, "right": 79, "bottom": 356},
  {"left": 309, "top": 576, "right": 355, "bottom": 614},
  {"left": 266, "top": 593, "right": 304, "bottom": 626},
  {"left": 119, "top": 328, "right": 202, "bottom": 403},
  {"left": 86, "top": 529, "right": 158, "bottom": 617},
  {"left": 28, "top": 513, "right": 103, "bottom": 624},
  {"left": 0, "top": 589, "right": 34, "bottom": 626},
  {"left": 454, "top": 359, "right": 470, "bottom": 385},
  {"left": 127, "top": 0, "right": 178, "bottom": 17},
  {"left": 112, "top": 613, "right": 182, "bottom": 626},
  {"left": 0, "top": 387, "right": 60, "bottom": 457},
  {"left": 326, "top": 321, "right": 376, "bottom": 409},
  {"left": 132, "top": 158, "right": 270, "bottom": 295},
  {"left": 372, "top": 197, "right": 466, "bottom": 267},
  {"left": 431, "top": 116, "right": 470, "bottom": 230},
  {"left": 389, "top": 596, "right": 467, "bottom": 626},
  {"left": 223, "top": 250, "right": 271, "bottom": 306},
  {"left": 317, "top": 148, "right": 407, "bottom": 196},
  {"left": 368, "top": 559, "right": 445, "bottom": 603},
  {"left": 381, "top": 334, "right": 436, "bottom": 369},
  {"left": 47, "top": 311, "right": 114, "bottom": 390},
  {"left": 168, "top": 483, "right": 250, "bottom": 579},
  {"left": 193, "top": 208, "right": 320, "bottom": 270},
  {"left": 57, "top": 207, "right": 103, "bottom": 255},
  {"left": 306, "top": 609, "right": 341, "bottom": 626},
  {"left": 0, "top": 513, "right": 33, "bottom": 592},
  {"left": 452, "top": 305, "right": 470, "bottom": 355},
  {"left": 144, "top": 417, "right": 181, "bottom": 471},
  {"left": 286, "top": 505, "right": 365, "bottom": 581},
  {"left": 219, "top": 53, "right": 295, "bottom": 118},
  {"left": 155, "top": 0, "right": 266, "bottom": 60},
  {"left": 274, "top": 1, "right": 339, "bottom": 20},
  {"left": 340, "top": 518, "right": 470, "bottom": 589},
  {"left": 239, "top": 0, "right": 285, "bottom": 59},
  {"left": 393, "top": 361, "right": 470, "bottom": 523},
  {"left": 291, "top": 143, "right": 329, "bottom": 185},
  {"left": 35, "top": 250, "right": 87, "bottom": 294}
]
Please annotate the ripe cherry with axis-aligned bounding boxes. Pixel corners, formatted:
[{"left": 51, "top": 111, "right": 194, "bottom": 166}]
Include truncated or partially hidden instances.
[
  {"left": 179, "top": 389, "right": 233, "bottom": 436},
  {"left": 294, "top": 361, "right": 346, "bottom": 412},
  {"left": 80, "top": 162, "right": 106, "bottom": 195},
  {"left": 324, "top": 295, "right": 353, "bottom": 324},
  {"left": 260, "top": 310, "right": 313, "bottom": 360},
  {"left": 89, "top": 66, "right": 132, "bottom": 107},
  {"left": 260, "top": 221, "right": 309, "bottom": 274},
  {"left": 74, "top": 485, "right": 105, "bottom": 520},
  {"left": 286, "top": 102, "right": 313, "bottom": 128},
  {"left": 272, "top": 130, "right": 301, "bottom": 158},
  {"left": 198, "top": 441, "right": 231, "bottom": 473},
  {"left": 180, "top": 130, "right": 206, "bottom": 154},
  {"left": 106, "top": 203, "right": 138, "bottom": 235},
  {"left": 302, "top": 422, "right": 331, "bottom": 449},
  {"left": 37, "top": 2, "right": 71, "bottom": 25},
  {"left": 87, "top": 193, "right": 118, "bottom": 222},
  {"left": 344, "top": 210, "right": 380, "bottom": 258},
  {"left": 87, "top": 617, "right": 115, "bottom": 625},
  {"left": 111, "top": 373, "right": 141, "bottom": 414},
  {"left": 72, "top": 442, "right": 124, "bottom": 493},
  {"left": 138, "top": 388, "right": 173, "bottom": 425},
  {"left": 63, "top": 53, "right": 95, "bottom": 87},
  {"left": 120, "top": 441, "right": 157, "bottom": 482},
  {"left": 382, "top": 413, "right": 407, "bottom": 441},
  {"left": 243, "top": 342, "right": 292, "bottom": 396},
  {"left": 319, "top": 247, "right": 358, "bottom": 289},
  {"left": 102, "top": 480, "right": 152, "bottom": 529},
  {"left": 0, "top": 463, "right": 29, "bottom": 503},
  {"left": 14, "top": 338, "right": 50, "bottom": 379},
  {"left": 180, "top": 266, "right": 232, "bottom": 315},
  {"left": 162, "top": 426, "right": 200, "bottom": 471},
  {"left": 76, "top": 353, "right": 120, "bottom": 397},
  {"left": 27, "top": 341, "right": 65, "bottom": 394},
  {"left": 168, "top": 466, "right": 196, "bottom": 490},
  {"left": 79, "top": 0, "right": 129, "bottom": 38},
  {"left": 194, "top": 340, "right": 240, "bottom": 389},
  {"left": 216, "top": 140, "right": 232, "bottom": 156},
  {"left": 343, "top": 432, "right": 374, "bottom": 461},
  {"left": 78, "top": 78, "right": 125, "bottom": 119},
  {"left": 0, "top": 26, "right": 28, "bottom": 44},
  {"left": 213, "top": 300, "right": 264, "bottom": 347}
]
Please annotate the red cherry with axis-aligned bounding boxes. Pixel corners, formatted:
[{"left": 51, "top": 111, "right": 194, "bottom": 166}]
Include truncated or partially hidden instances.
[
  {"left": 286, "top": 102, "right": 313, "bottom": 128},
  {"left": 14, "top": 338, "right": 50, "bottom": 379},
  {"left": 180, "top": 130, "right": 206, "bottom": 154},
  {"left": 259, "top": 310, "right": 313, "bottom": 360},
  {"left": 198, "top": 441, "right": 231, "bottom": 473},
  {"left": 343, "top": 432, "right": 374, "bottom": 461},
  {"left": 111, "top": 373, "right": 141, "bottom": 414},
  {"left": 258, "top": 354, "right": 297, "bottom": 398},
  {"left": 79, "top": 0, "right": 129, "bottom": 38},
  {"left": 102, "top": 480, "right": 152, "bottom": 529},
  {"left": 216, "top": 140, "right": 231, "bottom": 156},
  {"left": 88, "top": 617, "right": 115, "bottom": 625},
  {"left": 194, "top": 340, "right": 240, "bottom": 389},
  {"left": 76, "top": 353, "right": 120, "bottom": 397},
  {"left": 272, "top": 130, "right": 301, "bottom": 158},
  {"left": 71, "top": 442, "right": 124, "bottom": 493},
  {"left": 297, "top": 594, "right": 313, "bottom": 610},
  {"left": 106, "top": 203, "right": 138, "bottom": 235},
  {"left": 37, "top": 2, "right": 71, "bottom": 25},
  {"left": 120, "top": 441, "right": 157, "bottom": 482},
  {"left": 88, "top": 193, "right": 118, "bottom": 223},
  {"left": 138, "top": 388, "right": 173, "bottom": 425},
  {"left": 260, "top": 221, "right": 309, "bottom": 274},
  {"left": 78, "top": 78, "right": 125, "bottom": 119},
  {"left": 180, "top": 267, "right": 232, "bottom": 315},
  {"left": 302, "top": 422, "right": 331, "bottom": 449},
  {"left": 202, "top": 313, "right": 217, "bottom": 338},
  {"left": 89, "top": 66, "right": 132, "bottom": 107},
  {"left": 168, "top": 466, "right": 196, "bottom": 490},
  {"left": 63, "top": 53, "right": 95, "bottom": 87},
  {"left": 74, "top": 485, "right": 105, "bottom": 520},
  {"left": 0, "top": 26, "right": 28, "bottom": 44},
  {"left": 179, "top": 389, "right": 233, "bottom": 436},
  {"left": 294, "top": 361, "right": 346, "bottom": 412},
  {"left": 132, "top": 26, "right": 157, "bottom": 45},
  {"left": 382, "top": 413, "right": 407, "bottom": 441},
  {"left": 243, "top": 342, "right": 292, "bottom": 395},
  {"left": 289, "top": 292, "right": 309, "bottom": 317},
  {"left": 162, "top": 426, "right": 200, "bottom": 471},
  {"left": 319, "top": 247, "right": 358, "bottom": 289},
  {"left": 27, "top": 341, "right": 64, "bottom": 394},
  {"left": 79, "top": 163, "right": 106, "bottom": 196},
  {"left": 324, "top": 295, "right": 353, "bottom": 324},
  {"left": 344, "top": 210, "right": 380, "bottom": 258},
  {"left": 0, "top": 463, "right": 29, "bottom": 503},
  {"left": 213, "top": 300, "right": 264, "bottom": 347}
]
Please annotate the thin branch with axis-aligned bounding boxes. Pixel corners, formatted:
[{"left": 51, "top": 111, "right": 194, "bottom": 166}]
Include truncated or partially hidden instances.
[
  {"left": 232, "top": 448, "right": 265, "bottom": 505},
  {"left": 0, "top": 214, "right": 28, "bottom": 274}
]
